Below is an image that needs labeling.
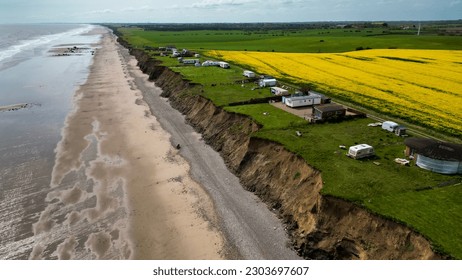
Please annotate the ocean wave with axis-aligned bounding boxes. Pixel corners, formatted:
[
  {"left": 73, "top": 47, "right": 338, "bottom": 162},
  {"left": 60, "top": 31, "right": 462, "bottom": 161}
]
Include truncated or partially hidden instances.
[{"left": 0, "top": 24, "right": 95, "bottom": 63}]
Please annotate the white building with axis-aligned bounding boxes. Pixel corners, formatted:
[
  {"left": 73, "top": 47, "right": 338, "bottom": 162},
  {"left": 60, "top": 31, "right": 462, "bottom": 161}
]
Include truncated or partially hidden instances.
[{"left": 284, "top": 93, "right": 321, "bottom": 108}]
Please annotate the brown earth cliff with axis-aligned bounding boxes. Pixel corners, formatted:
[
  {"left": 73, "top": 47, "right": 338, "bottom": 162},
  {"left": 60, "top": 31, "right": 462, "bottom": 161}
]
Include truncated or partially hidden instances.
[{"left": 122, "top": 40, "right": 444, "bottom": 260}]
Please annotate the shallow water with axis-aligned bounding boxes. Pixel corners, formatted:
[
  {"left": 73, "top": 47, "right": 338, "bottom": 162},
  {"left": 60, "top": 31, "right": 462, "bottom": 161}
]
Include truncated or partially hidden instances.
[{"left": 0, "top": 24, "right": 100, "bottom": 259}]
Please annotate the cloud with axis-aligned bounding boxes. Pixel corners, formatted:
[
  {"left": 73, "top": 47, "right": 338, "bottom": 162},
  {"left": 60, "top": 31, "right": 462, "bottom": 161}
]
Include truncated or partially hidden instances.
[
  {"left": 187, "top": 0, "right": 255, "bottom": 9},
  {"left": 81, "top": 5, "right": 154, "bottom": 17},
  {"left": 121, "top": 6, "right": 154, "bottom": 12},
  {"left": 86, "top": 9, "right": 115, "bottom": 15}
]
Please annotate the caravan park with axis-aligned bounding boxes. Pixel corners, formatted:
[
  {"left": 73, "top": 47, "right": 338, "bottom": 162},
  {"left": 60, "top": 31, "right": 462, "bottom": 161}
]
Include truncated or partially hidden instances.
[{"left": 115, "top": 22, "right": 462, "bottom": 259}]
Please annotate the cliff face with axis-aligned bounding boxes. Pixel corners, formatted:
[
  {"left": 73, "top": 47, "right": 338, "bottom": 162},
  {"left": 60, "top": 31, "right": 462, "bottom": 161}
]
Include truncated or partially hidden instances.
[{"left": 123, "top": 41, "right": 443, "bottom": 260}]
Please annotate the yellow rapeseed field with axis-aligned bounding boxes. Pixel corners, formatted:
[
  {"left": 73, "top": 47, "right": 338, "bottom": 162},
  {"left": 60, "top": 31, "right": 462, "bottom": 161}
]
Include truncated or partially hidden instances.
[{"left": 208, "top": 49, "right": 462, "bottom": 136}]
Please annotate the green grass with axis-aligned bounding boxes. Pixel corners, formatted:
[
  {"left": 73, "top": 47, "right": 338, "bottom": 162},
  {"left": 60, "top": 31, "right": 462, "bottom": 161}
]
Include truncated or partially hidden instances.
[
  {"left": 225, "top": 104, "right": 307, "bottom": 129},
  {"left": 120, "top": 27, "right": 462, "bottom": 53},
  {"left": 117, "top": 26, "right": 462, "bottom": 259},
  {"left": 254, "top": 117, "right": 462, "bottom": 258},
  {"left": 152, "top": 55, "right": 275, "bottom": 106},
  {"left": 368, "top": 184, "right": 462, "bottom": 256}
]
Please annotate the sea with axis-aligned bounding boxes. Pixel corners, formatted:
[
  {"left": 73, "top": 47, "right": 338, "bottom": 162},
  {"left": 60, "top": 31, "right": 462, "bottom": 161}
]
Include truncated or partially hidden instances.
[{"left": 0, "top": 24, "right": 101, "bottom": 259}]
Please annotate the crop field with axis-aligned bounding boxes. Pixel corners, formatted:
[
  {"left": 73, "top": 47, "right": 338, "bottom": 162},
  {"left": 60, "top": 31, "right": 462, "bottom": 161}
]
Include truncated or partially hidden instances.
[
  {"left": 208, "top": 49, "right": 462, "bottom": 137},
  {"left": 117, "top": 25, "right": 462, "bottom": 259}
]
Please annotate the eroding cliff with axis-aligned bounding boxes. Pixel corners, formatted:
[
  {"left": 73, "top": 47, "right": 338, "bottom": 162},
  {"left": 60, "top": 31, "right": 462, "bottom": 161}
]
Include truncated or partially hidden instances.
[{"left": 121, "top": 40, "right": 444, "bottom": 259}]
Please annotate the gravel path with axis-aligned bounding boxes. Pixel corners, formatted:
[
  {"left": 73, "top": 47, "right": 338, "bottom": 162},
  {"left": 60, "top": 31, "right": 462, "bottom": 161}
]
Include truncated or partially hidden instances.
[{"left": 120, "top": 44, "right": 301, "bottom": 260}]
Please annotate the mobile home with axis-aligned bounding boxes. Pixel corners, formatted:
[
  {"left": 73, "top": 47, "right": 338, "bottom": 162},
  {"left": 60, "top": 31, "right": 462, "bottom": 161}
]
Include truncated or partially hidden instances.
[
  {"left": 259, "top": 78, "right": 277, "bottom": 87},
  {"left": 202, "top": 60, "right": 220, "bottom": 66},
  {"left": 284, "top": 94, "right": 321, "bottom": 108},
  {"left": 270, "top": 86, "right": 289, "bottom": 96},
  {"left": 347, "top": 144, "right": 375, "bottom": 159},
  {"left": 218, "top": 61, "right": 230, "bottom": 69},
  {"left": 182, "top": 59, "right": 200, "bottom": 65},
  {"left": 243, "top": 70, "right": 256, "bottom": 78},
  {"left": 171, "top": 51, "right": 180, "bottom": 58}
]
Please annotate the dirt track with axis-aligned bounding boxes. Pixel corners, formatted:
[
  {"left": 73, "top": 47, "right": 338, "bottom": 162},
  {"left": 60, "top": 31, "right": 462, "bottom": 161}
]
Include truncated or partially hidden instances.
[{"left": 120, "top": 43, "right": 300, "bottom": 260}]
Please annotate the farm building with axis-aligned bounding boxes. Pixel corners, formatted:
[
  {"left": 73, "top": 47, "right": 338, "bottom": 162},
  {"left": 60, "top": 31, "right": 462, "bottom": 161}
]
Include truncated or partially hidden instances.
[
  {"left": 270, "top": 86, "right": 289, "bottom": 96},
  {"left": 404, "top": 138, "right": 462, "bottom": 174},
  {"left": 284, "top": 93, "right": 321, "bottom": 108},
  {"left": 347, "top": 144, "right": 375, "bottom": 159},
  {"left": 243, "top": 70, "right": 256, "bottom": 78},
  {"left": 259, "top": 78, "right": 277, "bottom": 87},
  {"left": 312, "top": 104, "right": 346, "bottom": 121}
]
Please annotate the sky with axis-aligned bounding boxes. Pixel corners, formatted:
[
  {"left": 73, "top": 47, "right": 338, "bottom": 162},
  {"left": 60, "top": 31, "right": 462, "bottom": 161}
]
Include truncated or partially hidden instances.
[{"left": 0, "top": 0, "right": 460, "bottom": 24}]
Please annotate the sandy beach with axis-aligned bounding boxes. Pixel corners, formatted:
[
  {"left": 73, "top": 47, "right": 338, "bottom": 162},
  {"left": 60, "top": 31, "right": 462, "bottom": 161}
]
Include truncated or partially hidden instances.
[{"left": 30, "top": 28, "right": 224, "bottom": 259}]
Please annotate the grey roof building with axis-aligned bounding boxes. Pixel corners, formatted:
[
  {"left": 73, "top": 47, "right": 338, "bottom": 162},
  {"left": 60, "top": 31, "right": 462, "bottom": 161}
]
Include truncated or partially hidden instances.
[{"left": 404, "top": 138, "right": 462, "bottom": 174}]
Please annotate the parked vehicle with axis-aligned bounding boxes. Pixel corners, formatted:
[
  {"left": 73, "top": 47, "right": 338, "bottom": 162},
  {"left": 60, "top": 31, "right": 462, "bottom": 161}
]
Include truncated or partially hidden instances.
[
  {"left": 270, "top": 86, "right": 289, "bottom": 96},
  {"left": 259, "top": 78, "right": 277, "bottom": 87},
  {"left": 218, "top": 61, "right": 230, "bottom": 69},
  {"left": 347, "top": 144, "right": 375, "bottom": 159},
  {"left": 243, "top": 70, "right": 256, "bottom": 78},
  {"left": 382, "top": 121, "right": 399, "bottom": 132}
]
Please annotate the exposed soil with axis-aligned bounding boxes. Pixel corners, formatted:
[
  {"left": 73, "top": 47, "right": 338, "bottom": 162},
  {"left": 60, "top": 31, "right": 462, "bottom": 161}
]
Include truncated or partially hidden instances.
[{"left": 118, "top": 37, "right": 447, "bottom": 260}]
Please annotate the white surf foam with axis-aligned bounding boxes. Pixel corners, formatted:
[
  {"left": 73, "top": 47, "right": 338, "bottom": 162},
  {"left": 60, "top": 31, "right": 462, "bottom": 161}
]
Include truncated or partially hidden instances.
[{"left": 0, "top": 24, "right": 95, "bottom": 63}]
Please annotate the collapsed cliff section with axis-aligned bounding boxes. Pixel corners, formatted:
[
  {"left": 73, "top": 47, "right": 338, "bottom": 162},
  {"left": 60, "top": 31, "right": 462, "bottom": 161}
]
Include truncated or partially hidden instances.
[
  {"left": 124, "top": 42, "right": 444, "bottom": 259},
  {"left": 302, "top": 196, "right": 441, "bottom": 260},
  {"left": 236, "top": 138, "right": 441, "bottom": 260}
]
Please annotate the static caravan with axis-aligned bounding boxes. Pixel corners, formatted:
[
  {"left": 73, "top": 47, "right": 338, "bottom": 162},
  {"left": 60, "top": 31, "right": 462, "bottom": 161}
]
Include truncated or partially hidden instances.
[
  {"left": 171, "top": 51, "right": 180, "bottom": 58},
  {"left": 202, "top": 60, "right": 220, "bottom": 66},
  {"left": 259, "top": 78, "right": 277, "bottom": 87},
  {"left": 347, "top": 144, "right": 375, "bottom": 159},
  {"left": 243, "top": 70, "right": 256, "bottom": 78},
  {"left": 285, "top": 94, "right": 321, "bottom": 108},
  {"left": 382, "top": 121, "right": 399, "bottom": 132},
  {"left": 270, "top": 87, "right": 289, "bottom": 96},
  {"left": 182, "top": 59, "right": 200, "bottom": 65},
  {"left": 218, "top": 61, "right": 230, "bottom": 69}
]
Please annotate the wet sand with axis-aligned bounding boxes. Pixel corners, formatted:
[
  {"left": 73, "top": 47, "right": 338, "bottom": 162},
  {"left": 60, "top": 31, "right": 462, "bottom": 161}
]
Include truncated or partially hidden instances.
[{"left": 30, "top": 29, "right": 224, "bottom": 259}]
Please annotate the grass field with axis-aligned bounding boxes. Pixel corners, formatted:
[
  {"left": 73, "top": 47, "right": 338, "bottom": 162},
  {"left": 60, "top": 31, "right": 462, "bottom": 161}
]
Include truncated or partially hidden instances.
[
  {"left": 119, "top": 27, "right": 462, "bottom": 53},
  {"left": 166, "top": 64, "right": 274, "bottom": 106},
  {"left": 117, "top": 25, "right": 462, "bottom": 258},
  {"left": 250, "top": 115, "right": 462, "bottom": 257}
]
